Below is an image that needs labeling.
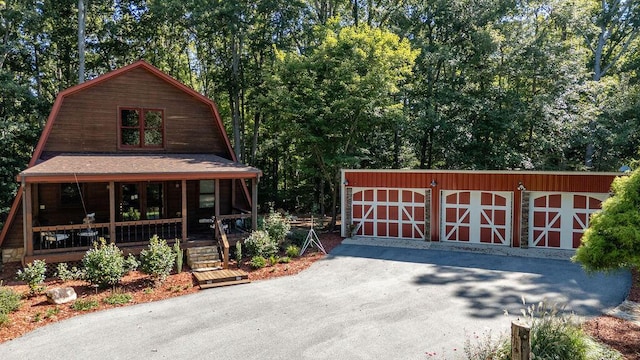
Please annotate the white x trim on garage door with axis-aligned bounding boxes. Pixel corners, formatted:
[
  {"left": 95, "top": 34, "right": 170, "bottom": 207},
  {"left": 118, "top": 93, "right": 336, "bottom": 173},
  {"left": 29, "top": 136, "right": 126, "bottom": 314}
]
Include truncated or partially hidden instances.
[
  {"left": 351, "top": 188, "right": 426, "bottom": 239},
  {"left": 529, "top": 192, "right": 608, "bottom": 249},
  {"left": 441, "top": 191, "right": 512, "bottom": 245}
]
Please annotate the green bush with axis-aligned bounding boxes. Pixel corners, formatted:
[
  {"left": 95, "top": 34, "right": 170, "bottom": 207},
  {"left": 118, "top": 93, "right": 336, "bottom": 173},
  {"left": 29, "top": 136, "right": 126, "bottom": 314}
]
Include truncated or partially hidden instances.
[
  {"left": 285, "top": 245, "right": 300, "bottom": 258},
  {"left": 0, "top": 313, "right": 10, "bottom": 327},
  {"left": 268, "top": 255, "right": 279, "bottom": 266},
  {"left": 278, "top": 256, "right": 291, "bottom": 264},
  {"left": 250, "top": 255, "right": 267, "bottom": 269},
  {"left": 574, "top": 168, "right": 640, "bottom": 271},
  {"left": 71, "top": 299, "right": 99, "bottom": 311},
  {"left": 0, "top": 285, "right": 21, "bottom": 315},
  {"left": 55, "top": 262, "right": 84, "bottom": 282},
  {"left": 235, "top": 241, "right": 242, "bottom": 268},
  {"left": 139, "top": 235, "right": 176, "bottom": 284},
  {"left": 286, "top": 229, "right": 307, "bottom": 248},
  {"left": 124, "top": 254, "right": 139, "bottom": 273},
  {"left": 82, "top": 239, "right": 127, "bottom": 289},
  {"left": 244, "top": 230, "right": 278, "bottom": 258},
  {"left": 103, "top": 291, "right": 132, "bottom": 305},
  {"left": 462, "top": 300, "right": 615, "bottom": 360},
  {"left": 262, "top": 210, "right": 291, "bottom": 245},
  {"left": 16, "top": 260, "right": 47, "bottom": 295},
  {"left": 174, "top": 239, "right": 184, "bottom": 274}
]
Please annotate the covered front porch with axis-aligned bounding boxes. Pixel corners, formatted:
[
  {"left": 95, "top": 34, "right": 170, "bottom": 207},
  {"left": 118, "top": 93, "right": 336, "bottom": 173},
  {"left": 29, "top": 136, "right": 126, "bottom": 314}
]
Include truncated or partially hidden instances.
[{"left": 18, "top": 153, "right": 261, "bottom": 263}]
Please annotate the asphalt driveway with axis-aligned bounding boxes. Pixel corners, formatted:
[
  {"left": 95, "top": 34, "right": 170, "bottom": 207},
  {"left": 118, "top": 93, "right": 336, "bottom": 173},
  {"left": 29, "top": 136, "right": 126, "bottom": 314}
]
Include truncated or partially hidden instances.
[{"left": 0, "top": 244, "right": 631, "bottom": 360}]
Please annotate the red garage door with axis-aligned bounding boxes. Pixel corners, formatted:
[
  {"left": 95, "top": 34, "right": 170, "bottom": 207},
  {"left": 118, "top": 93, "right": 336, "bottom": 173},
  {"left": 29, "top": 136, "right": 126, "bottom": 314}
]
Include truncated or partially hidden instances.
[
  {"left": 351, "top": 188, "right": 426, "bottom": 239},
  {"left": 529, "top": 192, "right": 607, "bottom": 249},
  {"left": 441, "top": 191, "right": 512, "bottom": 245}
]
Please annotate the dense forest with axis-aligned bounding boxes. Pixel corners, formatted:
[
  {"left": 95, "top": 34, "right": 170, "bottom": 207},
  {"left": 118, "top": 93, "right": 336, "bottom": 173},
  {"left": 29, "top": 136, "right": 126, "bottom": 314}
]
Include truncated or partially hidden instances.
[{"left": 2, "top": 0, "right": 640, "bottom": 226}]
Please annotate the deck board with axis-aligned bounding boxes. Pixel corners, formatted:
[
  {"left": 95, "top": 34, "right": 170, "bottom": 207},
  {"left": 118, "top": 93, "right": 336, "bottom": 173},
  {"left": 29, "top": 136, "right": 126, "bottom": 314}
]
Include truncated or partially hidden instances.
[{"left": 193, "top": 269, "right": 250, "bottom": 289}]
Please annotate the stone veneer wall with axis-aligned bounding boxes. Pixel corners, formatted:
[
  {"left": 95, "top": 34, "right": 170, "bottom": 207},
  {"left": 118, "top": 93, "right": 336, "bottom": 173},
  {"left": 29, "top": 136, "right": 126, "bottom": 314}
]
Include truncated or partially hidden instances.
[
  {"left": 2, "top": 247, "right": 23, "bottom": 263},
  {"left": 520, "top": 192, "right": 530, "bottom": 248},
  {"left": 425, "top": 188, "right": 431, "bottom": 241},
  {"left": 345, "top": 188, "right": 353, "bottom": 235}
]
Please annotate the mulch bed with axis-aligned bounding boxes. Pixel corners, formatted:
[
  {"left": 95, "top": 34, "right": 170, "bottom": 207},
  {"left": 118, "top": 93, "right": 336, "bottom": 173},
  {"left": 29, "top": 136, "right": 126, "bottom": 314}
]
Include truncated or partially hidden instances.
[
  {"left": 0, "top": 231, "right": 343, "bottom": 344},
  {"left": 582, "top": 267, "right": 640, "bottom": 360}
]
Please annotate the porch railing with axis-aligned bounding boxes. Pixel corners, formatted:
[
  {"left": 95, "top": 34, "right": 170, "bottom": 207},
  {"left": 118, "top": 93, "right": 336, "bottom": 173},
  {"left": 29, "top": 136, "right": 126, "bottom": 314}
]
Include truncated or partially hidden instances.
[
  {"left": 115, "top": 218, "right": 182, "bottom": 245},
  {"left": 32, "top": 223, "right": 110, "bottom": 253},
  {"left": 214, "top": 217, "right": 230, "bottom": 269},
  {"left": 32, "top": 218, "right": 183, "bottom": 252}
]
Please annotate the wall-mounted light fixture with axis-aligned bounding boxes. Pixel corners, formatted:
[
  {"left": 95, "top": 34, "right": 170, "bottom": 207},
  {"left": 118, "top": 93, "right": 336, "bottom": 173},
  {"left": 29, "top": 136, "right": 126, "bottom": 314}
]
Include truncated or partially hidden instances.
[
  {"left": 517, "top": 181, "right": 526, "bottom": 191},
  {"left": 430, "top": 179, "right": 437, "bottom": 187},
  {"left": 343, "top": 179, "right": 349, "bottom": 186},
  {"left": 175, "top": 183, "right": 180, "bottom": 188}
]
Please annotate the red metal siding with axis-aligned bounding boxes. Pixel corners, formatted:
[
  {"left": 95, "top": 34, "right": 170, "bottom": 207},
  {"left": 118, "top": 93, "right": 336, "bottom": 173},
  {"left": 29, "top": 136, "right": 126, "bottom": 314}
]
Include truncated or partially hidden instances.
[{"left": 344, "top": 171, "right": 616, "bottom": 193}]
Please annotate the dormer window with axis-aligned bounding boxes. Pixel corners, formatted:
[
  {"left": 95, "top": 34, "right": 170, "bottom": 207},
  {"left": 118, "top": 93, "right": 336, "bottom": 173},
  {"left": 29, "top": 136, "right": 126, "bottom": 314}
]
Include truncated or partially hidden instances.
[{"left": 119, "top": 108, "right": 164, "bottom": 148}]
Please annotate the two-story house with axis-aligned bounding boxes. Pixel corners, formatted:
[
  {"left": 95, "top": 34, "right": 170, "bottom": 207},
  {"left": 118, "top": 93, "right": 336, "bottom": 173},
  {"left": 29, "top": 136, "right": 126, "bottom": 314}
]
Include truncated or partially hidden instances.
[{"left": 0, "top": 61, "right": 261, "bottom": 267}]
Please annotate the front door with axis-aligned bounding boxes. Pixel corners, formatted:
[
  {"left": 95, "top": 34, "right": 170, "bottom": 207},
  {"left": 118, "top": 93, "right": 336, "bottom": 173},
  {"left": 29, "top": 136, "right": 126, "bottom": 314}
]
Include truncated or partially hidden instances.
[{"left": 119, "top": 182, "right": 164, "bottom": 221}]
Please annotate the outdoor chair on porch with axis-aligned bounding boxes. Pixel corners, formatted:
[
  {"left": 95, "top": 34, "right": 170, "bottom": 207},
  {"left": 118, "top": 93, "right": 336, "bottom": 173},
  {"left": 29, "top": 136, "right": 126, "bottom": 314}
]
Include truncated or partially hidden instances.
[
  {"left": 41, "top": 231, "right": 69, "bottom": 249},
  {"left": 78, "top": 213, "right": 98, "bottom": 245}
]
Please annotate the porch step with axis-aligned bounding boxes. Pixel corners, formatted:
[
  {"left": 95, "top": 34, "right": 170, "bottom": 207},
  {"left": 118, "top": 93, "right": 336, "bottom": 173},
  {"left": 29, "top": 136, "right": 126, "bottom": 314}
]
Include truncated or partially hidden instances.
[
  {"left": 193, "top": 269, "right": 250, "bottom": 289},
  {"left": 186, "top": 246, "right": 221, "bottom": 271}
]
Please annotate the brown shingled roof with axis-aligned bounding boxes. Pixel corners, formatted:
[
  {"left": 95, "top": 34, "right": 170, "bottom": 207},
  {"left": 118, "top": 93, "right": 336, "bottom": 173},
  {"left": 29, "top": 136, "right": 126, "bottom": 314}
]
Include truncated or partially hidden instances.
[{"left": 19, "top": 153, "right": 261, "bottom": 183}]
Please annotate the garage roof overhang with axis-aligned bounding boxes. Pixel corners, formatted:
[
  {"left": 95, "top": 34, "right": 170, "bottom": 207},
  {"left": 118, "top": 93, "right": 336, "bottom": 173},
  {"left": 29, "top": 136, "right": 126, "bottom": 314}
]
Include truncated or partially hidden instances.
[{"left": 18, "top": 153, "right": 262, "bottom": 183}]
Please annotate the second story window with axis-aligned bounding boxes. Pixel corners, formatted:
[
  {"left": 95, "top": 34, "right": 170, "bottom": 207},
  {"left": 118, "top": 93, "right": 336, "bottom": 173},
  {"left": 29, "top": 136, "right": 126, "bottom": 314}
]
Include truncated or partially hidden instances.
[{"left": 120, "top": 108, "right": 164, "bottom": 148}]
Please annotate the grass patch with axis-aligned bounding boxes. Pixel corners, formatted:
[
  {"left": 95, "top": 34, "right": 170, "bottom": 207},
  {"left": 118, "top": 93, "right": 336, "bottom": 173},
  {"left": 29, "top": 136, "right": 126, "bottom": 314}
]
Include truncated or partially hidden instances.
[{"left": 103, "top": 291, "right": 132, "bottom": 305}]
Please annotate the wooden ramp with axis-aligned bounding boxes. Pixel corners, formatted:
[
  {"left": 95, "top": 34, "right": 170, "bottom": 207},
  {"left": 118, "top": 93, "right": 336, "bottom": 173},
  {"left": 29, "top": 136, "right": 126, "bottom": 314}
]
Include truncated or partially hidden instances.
[{"left": 193, "top": 269, "right": 250, "bottom": 289}]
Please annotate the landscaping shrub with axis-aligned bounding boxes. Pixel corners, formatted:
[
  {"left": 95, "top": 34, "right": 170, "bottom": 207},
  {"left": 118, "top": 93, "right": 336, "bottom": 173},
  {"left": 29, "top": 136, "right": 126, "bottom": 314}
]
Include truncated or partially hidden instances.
[
  {"left": 103, "top": 291, "right": 132, "bottom": 305},
  {"left": 0, "top": 284, "right": 21, "bottom": 315},
  {"left": 16, "top": 260, "right": 47, "bottom": 295},
  {"left": 55, "top": 262, "right": 84, "bottom": 282},
  {"left": 268, "top": 255, "right": 279, "bottom": 266},
  {"left": 235, "top": 241, "right": 242, "bottom": 268},
  {"left": 285, "top": 245, "right": 300, "bottom": 258},
  {"left": 174, "top": 239, "right": 184, "bottom": 274},
  {"left": 82, "top": 239, "right": 127, "bottom": 289},
  {"left": 262, "top": 210, "right": 291, "bottom": 245},
  {"left": 250, "top": 255, "right": 267, "bottom": 269},
  {"left": 462, "top": 300, "right": 618, "bottom": 360},
  {"left": 286, "top": 229, "right": 307, "bottom": 248},
  {"left": 124, "top": 254, "right": 139, "bottom": 273},
  {"left": 71, "top": 299, "right": 99, "bottom": 311},
  {"left": 244, "top": 230, "right": 278, "bottom": 258},
  {"left": 278, "top": 256, "right": 291, "bottom": 264},
  {"left": 139, "top": 235, "right": 176, "bottom": 284},
  {"left": 0, "top": 313, "right": 10, "bottom": 327}
]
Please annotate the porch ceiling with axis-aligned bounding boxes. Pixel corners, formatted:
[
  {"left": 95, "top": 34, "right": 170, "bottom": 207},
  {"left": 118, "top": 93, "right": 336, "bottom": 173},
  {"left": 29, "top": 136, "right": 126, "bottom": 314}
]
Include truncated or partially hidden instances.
[{"left": 18, "top": 153, "right": 262, "bottom": 183}]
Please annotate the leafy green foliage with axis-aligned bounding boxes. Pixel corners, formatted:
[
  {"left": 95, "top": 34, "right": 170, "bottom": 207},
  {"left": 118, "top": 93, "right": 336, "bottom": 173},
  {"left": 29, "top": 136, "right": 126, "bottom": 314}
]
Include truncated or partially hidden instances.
[
  {"left": 174, "top": 239, "right": 184, "bottom": 274},
  {"left": 574, "top": 170, "right": 640, "bottom": 272},
  {"left": 71, "top": 299, "right": 99, "bottom": 311},
  {"left": 103, "top": 291, "right": 132, "bottom": 305},
  {"left": 55, "top": 262, "right": 84, "bottom": 282},
  {"left": 244, "top": 230, "right": 278, "bottom": 258},
  {"left": 235, "top": 241, "right": 242, "bottom": 268},
  {"left": 285, "top": 245, "right": 300, "bottom": 258},
  {"left": 139, "top": 235, "right": 176, "bottom": 284},
  {"left": 262, "top": 210, "right": 291, "bottom": 245},
  {"left": 463, "top": 300, "right": 618, "bottom": 360},
  {"left": 0, "top": 284, "right": 21, "bottom": 315},
  {"left": 82, "top": 239, "right": 127, "bottom": 289},
  {"left": 250, "top": 256, "right": 267, "bottom": 269},
  {"left": 278, "top": 256, "right": 291, "bottom": 264},
  {"left": 16, "top": 260, "right": 47, "bottom": 295}
]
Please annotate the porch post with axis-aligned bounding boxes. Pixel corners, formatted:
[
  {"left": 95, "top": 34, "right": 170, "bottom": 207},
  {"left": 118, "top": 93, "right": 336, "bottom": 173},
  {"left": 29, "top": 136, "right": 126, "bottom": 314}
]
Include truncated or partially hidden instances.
[
  {"left": 109, "top": 181, "right": 116, "bottom": 243},
  {"left": 231, "top": 179, "right": 236, "bottom": 209},
  {"left": 214, "top": 179, "right": 220, "bottom": 219},
  {"left": 252, "top": 177, "right": 258, "bottom": 230},
  {"left": 23, "top": 182, "right": 33, "bottom": 259},
  {"left": 181, "top": 179, "right": 187, "bottom": 241}
]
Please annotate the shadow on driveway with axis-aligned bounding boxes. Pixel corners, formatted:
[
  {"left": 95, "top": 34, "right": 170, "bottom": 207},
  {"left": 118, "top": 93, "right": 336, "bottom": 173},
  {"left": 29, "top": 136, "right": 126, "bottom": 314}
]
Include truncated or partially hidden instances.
[{"left": 329, "top": 244, "right": 631, "bottom": 319}]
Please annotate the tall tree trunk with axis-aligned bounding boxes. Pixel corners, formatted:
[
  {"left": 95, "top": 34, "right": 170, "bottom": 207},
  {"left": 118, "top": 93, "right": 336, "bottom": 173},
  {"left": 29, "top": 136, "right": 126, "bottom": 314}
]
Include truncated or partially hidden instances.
[
  {"left": 250, "top": 112, "right": 260, "bottom": 165},
  {"left": 231, "top": 34, "right": 242, "bottom": 162},
  {"left": 78, "top": 0, "right": 85, "bottom": 84}
]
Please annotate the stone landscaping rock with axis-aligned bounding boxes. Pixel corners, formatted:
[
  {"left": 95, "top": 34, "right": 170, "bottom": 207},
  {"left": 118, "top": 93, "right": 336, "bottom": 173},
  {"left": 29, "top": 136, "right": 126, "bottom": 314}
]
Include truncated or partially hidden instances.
[{"left": 46, "top": 287, "right": 77, "bottom": 304}]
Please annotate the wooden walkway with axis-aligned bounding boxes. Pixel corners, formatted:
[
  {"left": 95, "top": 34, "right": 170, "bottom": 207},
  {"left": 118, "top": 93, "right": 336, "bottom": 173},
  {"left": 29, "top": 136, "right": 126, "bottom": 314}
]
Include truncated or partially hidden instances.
[{"left": 192, "top": 269, "right": 250, "bottom": 289}]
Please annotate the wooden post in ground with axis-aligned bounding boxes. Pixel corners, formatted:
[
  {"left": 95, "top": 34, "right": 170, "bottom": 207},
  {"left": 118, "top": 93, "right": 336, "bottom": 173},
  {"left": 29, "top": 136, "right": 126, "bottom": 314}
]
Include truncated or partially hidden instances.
[{"left": 511, "top": 321, "right": 531, "bottom": 360}]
